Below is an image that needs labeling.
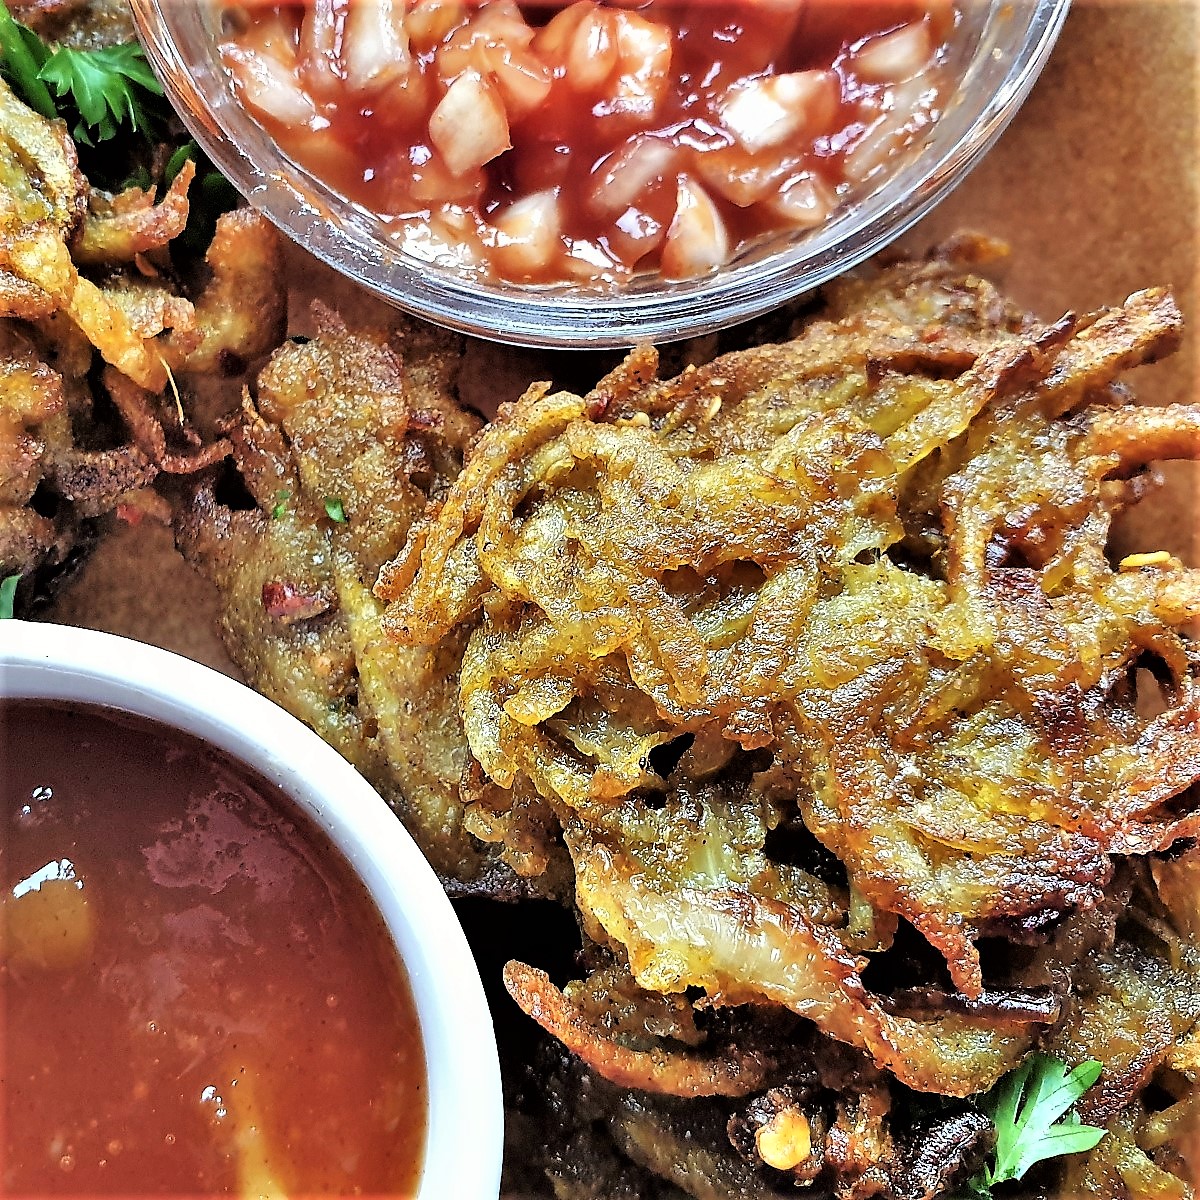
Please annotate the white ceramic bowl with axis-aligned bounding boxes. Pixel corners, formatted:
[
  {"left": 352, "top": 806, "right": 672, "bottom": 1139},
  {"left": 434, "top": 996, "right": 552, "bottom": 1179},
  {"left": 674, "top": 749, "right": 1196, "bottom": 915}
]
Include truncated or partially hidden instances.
[{"left": 0, "top": 620, "right": 503, "bottom": 1200}]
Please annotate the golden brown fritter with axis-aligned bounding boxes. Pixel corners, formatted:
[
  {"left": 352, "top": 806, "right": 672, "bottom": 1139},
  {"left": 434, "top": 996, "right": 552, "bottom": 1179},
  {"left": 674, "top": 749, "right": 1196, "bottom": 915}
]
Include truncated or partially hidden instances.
[
  {"left": 0, "top": 79, "right": 286, "bottom": 609},
  {"left": 507, "top": 867, "right": 1200, "bottom": 1200},
  {"left": 174, "top": 235, "right": 1199, "bottom": 1198},
  {"left": 377, "top": 242, "right": 1200, "bottom": 1196},
  {"left": 174, "top": 304, "right": 570, "bottom": 892}
]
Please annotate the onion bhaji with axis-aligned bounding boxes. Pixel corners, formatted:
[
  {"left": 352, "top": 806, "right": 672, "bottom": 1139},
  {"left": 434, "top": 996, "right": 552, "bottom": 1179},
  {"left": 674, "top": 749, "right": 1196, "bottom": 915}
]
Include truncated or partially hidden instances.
[
  {"left": 174, "top": 305, "right": 570, "bottom": 891},
  {"left": 179, "top": 240, "right": 1200, "bottom": 1199},
  {"left": 9, "top": 0, "right": 135, "bottom": 49},
  {"left": 0, "top": 77, "right": 285, "bottom": 609}
]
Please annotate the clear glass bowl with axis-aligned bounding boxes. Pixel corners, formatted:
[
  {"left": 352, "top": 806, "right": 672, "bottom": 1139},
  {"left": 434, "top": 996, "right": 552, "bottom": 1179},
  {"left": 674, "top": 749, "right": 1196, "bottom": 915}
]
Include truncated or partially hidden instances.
[{"left": 131, "top": 0, "right": 1070, "bottom": 349}]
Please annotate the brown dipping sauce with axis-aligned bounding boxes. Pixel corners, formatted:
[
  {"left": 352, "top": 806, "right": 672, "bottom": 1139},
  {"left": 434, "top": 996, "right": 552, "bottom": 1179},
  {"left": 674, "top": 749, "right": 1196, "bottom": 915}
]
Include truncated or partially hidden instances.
[{"left": 1, "top": 700, "right": 426, "bottom": 1196}]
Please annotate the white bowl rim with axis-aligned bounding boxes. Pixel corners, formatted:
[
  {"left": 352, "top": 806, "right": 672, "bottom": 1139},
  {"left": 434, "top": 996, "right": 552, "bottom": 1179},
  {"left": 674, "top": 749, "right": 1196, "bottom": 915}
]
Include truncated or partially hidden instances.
[{"left": 0, "top": 620, "right": 503, "bottom": 1200}]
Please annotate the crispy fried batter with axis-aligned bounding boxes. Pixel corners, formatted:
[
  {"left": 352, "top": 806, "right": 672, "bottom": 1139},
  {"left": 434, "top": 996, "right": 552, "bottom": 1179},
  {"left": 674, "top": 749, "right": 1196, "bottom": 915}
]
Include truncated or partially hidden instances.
[
  {"left": 0, "top": 322, "right": 70, "bottom": 573},
  {"left": 159, "top": 207, "right": 287, "bottom": 377},
  {"left": 175, "top": 307, "right": 568, "bottom": 891},
  {"left": 371, "top": 243, "right": 1200, "bottom": 1193},
  {"left": 173, "top": 234, "right": 1200, "bottom": 1198},
  {"left": 0, "top": 76, "right": 171, "bottom": 390},
  {"left": 504, "top": 962, "right": 771, "bottom": 1099},
  {"left": 73, "top": 160, "right": 195, "bottom": 266},
  {"left": 0, "top": 78, "right": 283, "bottom": 610}
]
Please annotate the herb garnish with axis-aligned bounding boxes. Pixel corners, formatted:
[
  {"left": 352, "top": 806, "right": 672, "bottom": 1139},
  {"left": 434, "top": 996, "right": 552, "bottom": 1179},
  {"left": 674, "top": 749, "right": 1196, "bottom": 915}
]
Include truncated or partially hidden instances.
[
  {"left": 966, "top": 1054, "right": 1106, "bottom": 1197},
  {"left": 39, "top": 42, "right": 162, "bottom": 146},
  {"left": 272, "top": 489, "right": 290, "bottom": 520},
  {"left": 0, "top": 572, "right": 20, "bottom": 619},
  {"left": 159, "top": 139, "right": 241, "bottom": 255},
  {"left": 324, "top": 497, "right": 347, "bottom": 524},
  {"left": 0, "top": 3, "right": 165, "bottom": 146},
  {"left": 0, "top": 2, "right": 54, "bottom": 118}
]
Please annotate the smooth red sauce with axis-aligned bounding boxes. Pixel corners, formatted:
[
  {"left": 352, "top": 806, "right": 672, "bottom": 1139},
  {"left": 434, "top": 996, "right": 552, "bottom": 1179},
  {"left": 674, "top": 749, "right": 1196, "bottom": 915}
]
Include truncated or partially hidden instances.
[
  {"left": 1, "top": 700, "right": 426, "bottom": 1196},
  {"left": 219, "top": 0, "right": 957, "bottom": 284}
]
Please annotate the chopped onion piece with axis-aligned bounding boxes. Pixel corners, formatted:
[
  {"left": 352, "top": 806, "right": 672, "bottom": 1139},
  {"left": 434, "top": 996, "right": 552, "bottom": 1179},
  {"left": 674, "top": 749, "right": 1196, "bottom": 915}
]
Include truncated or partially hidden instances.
[
  {"left": 607, "top": 205, "right": 666, "bottom": 267},
  {"left": 767, "top": 172, "right": 837, "bottom": 227},
  {"left": 563, "top": 237, "right": 620, "bottom": 280},
  {"left": 299, "top": 0, "right": 345, "bottom": 100},
  {"left": 470, "top": 0, "right": 535, "bottom": 47},
  {"left": 844, "top": 73, "right": 933, "bottom": 184},
  {"left": 533, "top": 2, "right": 593, "bottom": 59},
  {"left": 405, "top": 0, "right": 468, "bottom": 51},
  {"left": 223, "top": 45, "right": 318, "bottom": 128},
  {"left": 568, "top": 9, "right": 619, "bottom": 90},
  {"left": 491, "top": 189, "right": 562, "bottom": 273},
  {"left": 379, "top": 66, "right": 433, "bottom": 127},
  {"left": 604, "top": 11, "right": 673, "bottom": 118},
  {"left": 481, "top": 44, "right": 554, "bottom": 117},
  {"left": 342, "top": 0, "right": 411, "bottom": 93},
  {"left": 406, "top": 142, "right": 483, "bottom": 204},
  {"left": 854, "top": 22, "right": 934, "bottom": 83},
  {"left": 426, "top": 208, "right": 484, "bottom": 267},
  {"left": 661, "top": 177, "right": 729, "bottom": 279},
  {"left": 719, "top": 70, "right": 837, "bottom": 154},
  {"left": 588, "top": 135, "right": 677, "bottom": 217},
  {"left": 695, "top": 149, "right": 802, "bottom": 207},
  {"left": 429, "top": 69, "right": 512, "bottom": 177}
]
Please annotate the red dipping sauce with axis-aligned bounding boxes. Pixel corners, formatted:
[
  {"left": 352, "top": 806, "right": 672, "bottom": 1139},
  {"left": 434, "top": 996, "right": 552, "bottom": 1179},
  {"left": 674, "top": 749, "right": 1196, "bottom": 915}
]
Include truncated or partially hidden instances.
[
  {"left": 218, "top": 0, "right": 958, "bottom": 284},
  {"left": 1, "top": 700, "right": 426, "bottom": 1196}
]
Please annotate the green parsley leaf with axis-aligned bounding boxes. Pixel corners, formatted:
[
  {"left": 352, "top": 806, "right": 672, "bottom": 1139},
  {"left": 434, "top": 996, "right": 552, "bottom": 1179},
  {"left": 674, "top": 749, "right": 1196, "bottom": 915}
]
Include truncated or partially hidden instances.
[
  {"left": 324, "top": 497, "right": 347, "bottom": 524},
  {"left": 0, "top": 572, "right": 20, "bottom": 619},
  {"left": 38, "top": 42, "right": 164, "bottom": 146},
  {"left": 0, "top": 4, "right": 166, "bottom": 147},
  {"left": 0, "top": 2, "right": 55, "bottom": 118},
  {"left": 164, "top": 140, "right": 196, "bottom": 185},
  {"left": 271, "top": 489, "right": 290, "bottom": 520},
  {"left": 968, "top": 1055, "right": 1106, "bottom": 1197}
]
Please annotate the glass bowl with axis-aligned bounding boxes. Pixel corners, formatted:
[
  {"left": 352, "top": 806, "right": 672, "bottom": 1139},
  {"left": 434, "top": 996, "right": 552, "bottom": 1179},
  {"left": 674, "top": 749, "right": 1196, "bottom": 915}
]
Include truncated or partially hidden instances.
[{"left": 131, "top": 0, "right": 1070, "bottom": 349}]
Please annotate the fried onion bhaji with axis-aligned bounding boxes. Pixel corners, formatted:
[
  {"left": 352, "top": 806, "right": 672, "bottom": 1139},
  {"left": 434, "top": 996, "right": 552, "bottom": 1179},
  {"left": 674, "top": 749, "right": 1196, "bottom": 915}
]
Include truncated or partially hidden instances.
[
  {"left": 0, "top": 78, "right": 285, "bottom": 611},
  {"left": 367, "top": 240, "right": 1200, "bottom": 1198},
  {"left": 174, "top": 305, "right": 571, "bottom": 892},
  {"left": 9, "top": 0, "right": 135, "bottom": 48}
]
